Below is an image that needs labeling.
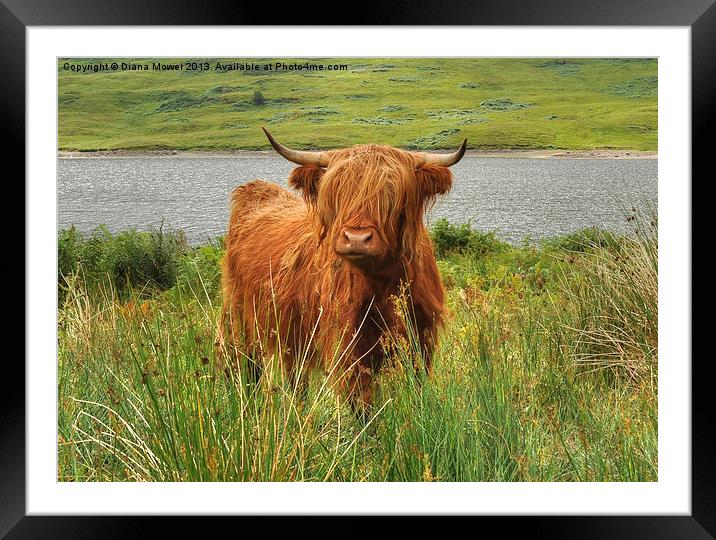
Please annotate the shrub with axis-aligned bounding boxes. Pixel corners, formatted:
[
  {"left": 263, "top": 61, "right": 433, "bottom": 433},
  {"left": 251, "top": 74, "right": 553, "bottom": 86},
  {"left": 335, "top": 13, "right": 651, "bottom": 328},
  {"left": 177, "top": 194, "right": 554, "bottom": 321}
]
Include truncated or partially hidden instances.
[
  {"left": 480, "top": 98, "right": 531, "bottom": 111},
  {"left": 58, "top": 224, "right": 189, "bottom": 298},
  {"left": 252, "top": 90, "right": 266, "bottom": 106},
  {"left": 603, "top": 76, "right": 657, "bottom": 98},
  {"left": 547, "top": 227, "right": 621, "bottom": 253},
  {"left": 58, "top": 225, "right": 82, "bottom": 282},
  {"left": 176, "top": 238, "right": 224, "bottom": 301},
  {"left": 406, "top": 129, "right": 461, "bottom": 151},
  {"left": 430, "top": 218, "right": 507, "bottom": 258},
  {"left": 377, "top": 105, "right": 404, "bottom": 112},
  {"left": 431, "top": 219, "right": 473, "bottom": 256},
  {"left": 351, "top": 117, "right": 407, "bottom": 125}
]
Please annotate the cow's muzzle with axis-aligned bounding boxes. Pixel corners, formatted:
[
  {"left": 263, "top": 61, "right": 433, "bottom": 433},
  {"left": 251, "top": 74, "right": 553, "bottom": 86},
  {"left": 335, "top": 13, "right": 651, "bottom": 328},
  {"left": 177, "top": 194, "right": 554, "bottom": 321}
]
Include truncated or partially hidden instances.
[{"left": 335, "top": 227, "right": 381, "bottom": 260}]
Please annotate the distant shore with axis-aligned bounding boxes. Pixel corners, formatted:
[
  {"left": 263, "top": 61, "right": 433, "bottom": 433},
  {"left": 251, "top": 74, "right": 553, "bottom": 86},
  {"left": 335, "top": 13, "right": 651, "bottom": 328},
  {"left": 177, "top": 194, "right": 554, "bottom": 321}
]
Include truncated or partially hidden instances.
[{"left": 58, "top": 149, "right": 657, "bottom": 159}]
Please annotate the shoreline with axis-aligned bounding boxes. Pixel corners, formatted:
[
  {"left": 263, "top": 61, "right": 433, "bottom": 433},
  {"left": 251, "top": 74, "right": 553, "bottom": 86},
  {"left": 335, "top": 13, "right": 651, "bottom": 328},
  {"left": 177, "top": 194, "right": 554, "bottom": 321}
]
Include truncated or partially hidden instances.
[{"left": 58, "top": 148, "right": 657, "bottom": 160}]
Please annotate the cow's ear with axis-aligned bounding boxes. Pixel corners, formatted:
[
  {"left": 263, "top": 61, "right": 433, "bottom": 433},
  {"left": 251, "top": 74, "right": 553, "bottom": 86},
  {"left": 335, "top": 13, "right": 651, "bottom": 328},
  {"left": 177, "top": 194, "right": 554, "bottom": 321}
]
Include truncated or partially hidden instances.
[
  {"left": 415, "top": 165, "right": 453, "bottom": 197},
  {"left": 288, "top": 166, "right": 325, "bottom": 202}
]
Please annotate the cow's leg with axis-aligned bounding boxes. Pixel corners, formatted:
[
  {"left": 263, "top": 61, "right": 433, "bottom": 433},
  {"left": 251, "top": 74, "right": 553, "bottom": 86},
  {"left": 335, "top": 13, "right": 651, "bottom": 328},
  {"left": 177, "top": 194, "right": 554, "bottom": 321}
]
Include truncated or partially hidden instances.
[
  {"left": 340, "top": 312, "right": 385, "bottom": 418},
  {"left": 244, "top": 350, "right": 264, "bottom": 385},
  {"left": 215, "top": 300, "right": 236, "bottom": 374},
  {"left": 342, "top": 363, "right": 374, "bottom": 418},
  {"left": 216, "top": 299, "right": 265, "bottom": 387},
  {"left": 285, "top": 355, "right": 310, "bottom": 402},
  {"left": 413, "top": 306, "right": 438, "bottom": 373},
  {"left": 280, "top": 323, "right": 313, "bottom": 401}
]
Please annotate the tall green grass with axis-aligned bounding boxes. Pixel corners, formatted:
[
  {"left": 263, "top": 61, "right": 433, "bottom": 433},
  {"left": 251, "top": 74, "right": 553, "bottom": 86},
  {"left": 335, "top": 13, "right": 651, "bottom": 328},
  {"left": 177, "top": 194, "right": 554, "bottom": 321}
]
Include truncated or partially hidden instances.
[
  {"left": 57, "top": 219, "right": 657, "bottom": 481},
  {"left": 555, "top": 216, "right": 658, "bottom": 380}
]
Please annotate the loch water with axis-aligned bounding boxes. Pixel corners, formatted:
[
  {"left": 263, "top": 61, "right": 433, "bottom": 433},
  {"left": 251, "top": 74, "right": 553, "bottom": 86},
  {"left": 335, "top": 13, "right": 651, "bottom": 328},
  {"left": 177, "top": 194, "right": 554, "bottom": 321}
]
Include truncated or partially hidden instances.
[{"left": 58, "top": 156, "right": 657, "bottom": 245}]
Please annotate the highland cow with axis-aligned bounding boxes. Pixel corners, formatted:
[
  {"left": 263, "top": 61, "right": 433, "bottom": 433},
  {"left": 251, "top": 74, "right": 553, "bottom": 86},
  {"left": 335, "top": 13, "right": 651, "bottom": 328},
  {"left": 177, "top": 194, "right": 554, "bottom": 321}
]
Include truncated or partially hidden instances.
[{"left": 219, "top": 128, "right": 466, "bottom": 410}]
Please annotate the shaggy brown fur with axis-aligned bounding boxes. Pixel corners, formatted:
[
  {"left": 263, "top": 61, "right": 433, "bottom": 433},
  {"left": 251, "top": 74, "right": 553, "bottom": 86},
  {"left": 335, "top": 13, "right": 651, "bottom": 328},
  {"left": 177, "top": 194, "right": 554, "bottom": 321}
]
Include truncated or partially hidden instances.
[{"left": 219, "top": 144, "right": 454, "bottom": 409}]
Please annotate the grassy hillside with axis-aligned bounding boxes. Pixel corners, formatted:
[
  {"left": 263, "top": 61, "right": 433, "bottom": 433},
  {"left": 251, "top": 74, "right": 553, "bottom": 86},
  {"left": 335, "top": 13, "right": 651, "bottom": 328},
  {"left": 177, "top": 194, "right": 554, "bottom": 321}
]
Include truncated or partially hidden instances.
[
  {"left": 58, "top": 58, "right": 657, "bottom": 152},
  {"left": 58, "top": 218, "right": 657, "bottom": 482}
]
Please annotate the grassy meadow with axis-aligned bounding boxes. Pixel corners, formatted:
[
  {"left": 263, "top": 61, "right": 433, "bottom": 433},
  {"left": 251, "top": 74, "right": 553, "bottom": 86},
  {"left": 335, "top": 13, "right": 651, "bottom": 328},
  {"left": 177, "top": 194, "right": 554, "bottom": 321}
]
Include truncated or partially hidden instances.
[
  {"left": 58, "top": 57, "right": 657, "bottom": 152},
  {"left": 57, "top": 217, "right": 658, "bottom": 482}
]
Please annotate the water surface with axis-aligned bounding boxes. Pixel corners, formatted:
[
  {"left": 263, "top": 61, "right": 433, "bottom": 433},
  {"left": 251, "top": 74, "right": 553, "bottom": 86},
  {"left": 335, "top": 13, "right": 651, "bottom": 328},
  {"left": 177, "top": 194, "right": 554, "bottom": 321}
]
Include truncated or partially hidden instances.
[{"left": 58, "top": 156, "right": 657, "bottom": 245}]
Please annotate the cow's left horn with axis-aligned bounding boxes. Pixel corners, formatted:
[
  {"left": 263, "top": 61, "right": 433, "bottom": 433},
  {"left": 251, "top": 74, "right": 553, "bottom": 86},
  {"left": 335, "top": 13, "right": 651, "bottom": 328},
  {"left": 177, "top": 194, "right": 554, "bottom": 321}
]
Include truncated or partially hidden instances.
[
  {"left": 262, "top": 127, "right": 330, "bottom": 167},
  {"left": 414, "top": 138, "right": 468, "bottom": 167}
]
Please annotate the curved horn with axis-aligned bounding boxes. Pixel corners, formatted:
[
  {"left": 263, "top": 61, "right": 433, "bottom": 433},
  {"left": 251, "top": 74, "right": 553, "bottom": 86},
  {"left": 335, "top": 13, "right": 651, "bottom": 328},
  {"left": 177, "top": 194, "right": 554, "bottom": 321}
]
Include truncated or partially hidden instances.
[
  {"left": 262, "top": 127, "right": 330, "bottom": 167},
  {"left": 414, "top": 138, "right": 468, "bottom": 167}
]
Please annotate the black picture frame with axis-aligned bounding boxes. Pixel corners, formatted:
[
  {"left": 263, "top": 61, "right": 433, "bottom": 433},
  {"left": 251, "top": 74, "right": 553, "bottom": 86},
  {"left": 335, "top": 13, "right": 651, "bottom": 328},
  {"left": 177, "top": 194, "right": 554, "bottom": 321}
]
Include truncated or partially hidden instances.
[{"left": 8, "top": 0, "right": 707, "bottom": 536}]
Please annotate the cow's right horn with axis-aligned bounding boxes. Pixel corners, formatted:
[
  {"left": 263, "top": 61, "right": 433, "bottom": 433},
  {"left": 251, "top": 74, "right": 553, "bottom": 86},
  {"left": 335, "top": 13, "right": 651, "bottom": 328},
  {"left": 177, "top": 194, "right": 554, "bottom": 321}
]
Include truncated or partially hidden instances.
[
  {"left": 262, "top": 127, "right": 330, "bottom": 167},
  {"left": 414, "top": 138, "right": 468, "bottom": 168}
]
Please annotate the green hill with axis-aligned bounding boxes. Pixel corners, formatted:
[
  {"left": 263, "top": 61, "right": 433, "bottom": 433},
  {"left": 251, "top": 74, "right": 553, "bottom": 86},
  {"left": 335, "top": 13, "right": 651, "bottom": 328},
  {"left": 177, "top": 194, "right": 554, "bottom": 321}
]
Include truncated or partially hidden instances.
[{"left": 58, "top": 57, "right": 657, "bottom": 152}]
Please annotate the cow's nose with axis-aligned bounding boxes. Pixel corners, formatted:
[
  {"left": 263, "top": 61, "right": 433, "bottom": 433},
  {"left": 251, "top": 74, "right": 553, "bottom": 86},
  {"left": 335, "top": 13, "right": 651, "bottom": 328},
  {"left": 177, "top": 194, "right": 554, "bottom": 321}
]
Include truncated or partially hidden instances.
[{"left": 343, "top": 229, "right": 373, "bottom": 248}]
